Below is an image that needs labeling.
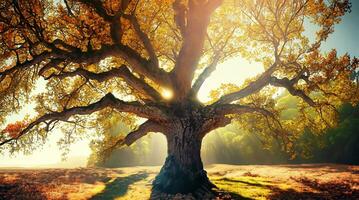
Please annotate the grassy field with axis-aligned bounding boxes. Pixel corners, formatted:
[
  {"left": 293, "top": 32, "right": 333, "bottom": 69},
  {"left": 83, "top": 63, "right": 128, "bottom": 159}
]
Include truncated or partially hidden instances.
[{"left": 0, "top": 164, "right": 358, "bottom": 200}]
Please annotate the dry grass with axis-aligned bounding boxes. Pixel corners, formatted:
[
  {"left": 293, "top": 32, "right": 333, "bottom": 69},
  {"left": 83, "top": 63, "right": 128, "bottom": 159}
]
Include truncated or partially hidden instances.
[{"left": 0, "top": 164, "right": 358, "bottom": 200}]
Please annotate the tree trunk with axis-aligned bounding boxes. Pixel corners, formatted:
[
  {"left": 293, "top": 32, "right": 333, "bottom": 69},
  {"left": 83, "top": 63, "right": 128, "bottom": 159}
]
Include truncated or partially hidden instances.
[{"left": 152, "top": 121, "right": 215, "bottom": 195}]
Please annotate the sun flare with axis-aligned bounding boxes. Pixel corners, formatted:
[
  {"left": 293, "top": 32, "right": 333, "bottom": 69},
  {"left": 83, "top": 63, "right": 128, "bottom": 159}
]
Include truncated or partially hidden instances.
[{"left": 161, "top": 88, "right": 173, "bottom": 100}]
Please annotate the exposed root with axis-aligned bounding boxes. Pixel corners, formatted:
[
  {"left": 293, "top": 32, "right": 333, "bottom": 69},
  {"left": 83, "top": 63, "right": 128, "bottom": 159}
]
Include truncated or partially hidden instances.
[
  {"left": 150, "top": 187, "right": 241, "bottom": 200},
  {"left": 151, "top": 176, "right": 220, "bottom": 200}
]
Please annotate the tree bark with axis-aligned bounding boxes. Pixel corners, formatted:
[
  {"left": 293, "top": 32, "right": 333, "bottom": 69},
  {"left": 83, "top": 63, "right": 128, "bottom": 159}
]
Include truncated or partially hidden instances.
[{"left": 152, "top": 120, "right": 215, "bottom": 194}]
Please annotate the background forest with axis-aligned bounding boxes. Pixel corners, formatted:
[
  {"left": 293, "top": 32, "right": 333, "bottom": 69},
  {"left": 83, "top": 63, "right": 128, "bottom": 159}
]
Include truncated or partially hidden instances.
[{"left": 88, "top": 92, "right": 359, "bottom": 167}]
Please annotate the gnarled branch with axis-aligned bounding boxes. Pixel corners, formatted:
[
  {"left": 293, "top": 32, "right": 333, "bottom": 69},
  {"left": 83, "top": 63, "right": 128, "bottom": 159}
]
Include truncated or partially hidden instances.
[
  {"left": 191, "top": 55, "right": 220, "bottom": 97},
  {"left": 214, "top": 104, "right": 276, "bottom": 118},
  {"left": 212, "top": 103, "right": 283, "bottom": 134},
  {"left": 73, "top": 0, "right": 170, "bottom": 87},
  {"left": 74, "top": 0, "right": 114, "bottom": 21},
  {"left": 191, "top": 25, "right": 237, "bottom": 98},
  {"left": 35, "top": 44, "right": 171, "bottom": 88},
  {"left": 47, "top": 65, "right": 162, "bottom": 102},
  {"left": 117, "top": 44, "right": 171, "bottom": 88},
  {"left": 124, "top": 14, "right": 159, "bottom": 67},
  {"left": 123, "top": 120, "right": 165, "bottom": 146},
  {"left": 214, "top": 62, "right": 278, "bottom": 105},
  {"left": 0, "top": 93, "right": 168, "bottom": 146},
  {"left": 0, "top": 51, "right": 54, "bottom": 83},
  {"left": 270, "top": 76, "right": 316, "bottom": 106}
]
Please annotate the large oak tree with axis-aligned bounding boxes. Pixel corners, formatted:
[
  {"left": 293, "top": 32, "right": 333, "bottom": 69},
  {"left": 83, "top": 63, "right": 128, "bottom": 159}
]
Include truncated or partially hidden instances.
[{"left": 0, "top": 0, "right": 358, "bottom": 196}]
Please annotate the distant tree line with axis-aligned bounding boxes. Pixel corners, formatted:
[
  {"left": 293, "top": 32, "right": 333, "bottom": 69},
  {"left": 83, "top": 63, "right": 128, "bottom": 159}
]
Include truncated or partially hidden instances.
[
  {"left": 293, "top": 103, "right": 359, "bottom": 164},
  {"left": 202, "top": 102, "right": 359, "bottom": 165}
]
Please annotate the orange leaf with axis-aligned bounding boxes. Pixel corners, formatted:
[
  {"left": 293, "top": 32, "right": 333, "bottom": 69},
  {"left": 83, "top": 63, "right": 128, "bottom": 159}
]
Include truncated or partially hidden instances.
[{"left": 1, "top": 121, "right": 28, "bottom": 138}]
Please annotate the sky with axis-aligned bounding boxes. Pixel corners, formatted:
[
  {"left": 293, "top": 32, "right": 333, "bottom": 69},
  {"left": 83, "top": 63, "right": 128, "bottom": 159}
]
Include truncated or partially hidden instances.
[{"left": 0, "top": 1, "right": 358, "bottom": 167}]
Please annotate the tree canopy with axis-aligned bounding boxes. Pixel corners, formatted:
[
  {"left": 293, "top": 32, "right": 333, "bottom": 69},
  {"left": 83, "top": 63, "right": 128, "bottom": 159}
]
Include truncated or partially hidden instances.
[{"left": 0, "top": 0, "right": 358, "bottom": 157}]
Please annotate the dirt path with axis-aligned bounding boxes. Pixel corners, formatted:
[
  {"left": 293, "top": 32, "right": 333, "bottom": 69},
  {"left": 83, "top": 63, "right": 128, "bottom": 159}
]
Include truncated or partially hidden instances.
[{"left": 0, "top": 164, "right": 358, "bottom": 200}]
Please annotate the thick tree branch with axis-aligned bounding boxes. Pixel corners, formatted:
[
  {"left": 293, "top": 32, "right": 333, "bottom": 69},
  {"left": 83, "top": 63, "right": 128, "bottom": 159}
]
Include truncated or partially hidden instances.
[
  {"left": 270, "top": 76, "right": 316, "bottom": 106},
  {"left": 47, "top": 65, "right": 162, "bottom": 101},
  {"left": 35, "top": 44, "right": 171, "bottom": 88},
  {"left": 191, "top": 26, "right": 236, "bottom": 98},
  {"left": 1, "top": 43, "right": 169, "bottom": 92},
  {"left": 74, "top": 0, "right": 170, "bottom": 88},
  {"left": 211, "top": 103, "right": 283, "bottom": 136},
  {"left": 110, "top": 15, "right": 124, "bottom": 44},
  {"left": 214, "top": 62, "right": 278, "bottom": 105},
  {"left": 2, "top": 93, "right": 117, "bottom": 146},
  {"left": 213, "top": 60, "right": 315, "bottom": 107},
  {"left": 63, "top": 0, "right": 75, "bottom": 16},
  {"left": 67, "top": 1, "right": 170, "bottom": 87},
  {"left": 2, "top": 0, "right": 167, "bottom": 91},
  {"left": 0, "top": 51, "right": 54, "bottom": 83},
  {"left": 74, "top": 0, "right": 113, "bottom": 21},
  {"left": 214, "top": 104, "right": 276, "bottom": 118},
  {"left": 117, "top": 44, "right": 171, "bottom": 88},
  {"left": 51, "top": 39, "right": 78, "bottom": 52},
  {"left": 75, "top": 0, "right": 128, "bottom": 44},
  {"left": 124, "top": 14, "right": 159, "bottom": 67},
  {"left": 191, "top": 55, "right": 220, "bottom": 97},
  {"left": 206, "top": 0, "right": 224, "bottom": 12},
  {"left": 0, "top": 38, "right": 80, "bottom": 83},
  {"left": 200, "top": 116, "right": 231, "bottom": 138},
  {"left": 101, "top": 119, "right": 165, "bottom": 156},
  {"left": 123, "top": 120, "right": 164, "bottom": 146},
  {"left": 200, "top": 102, "right": 279, "bottom": 138},
  {"left": 116, "top": 66, "right": 163, "bottom": 102},
  {"left": 173, "top": 0, "right": 187, "bottom": 36},
  {"left": 38, "top": 45, "right": 116, "bottom": 76},
  {"left": 0, "top": 93, "right": 168, "bottom": 146},
  {"left": 171, "top": 0, "right": 223, "bottom": 100}
]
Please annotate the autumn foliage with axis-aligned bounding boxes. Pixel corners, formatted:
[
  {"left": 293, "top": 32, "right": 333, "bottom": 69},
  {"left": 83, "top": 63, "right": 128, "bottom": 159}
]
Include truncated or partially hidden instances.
[
  {"left": 1, "top": 120, "right": 28, "bottom": 139},
  {"left": 0, "top": 0, "right": 358, "bottom": 195}
]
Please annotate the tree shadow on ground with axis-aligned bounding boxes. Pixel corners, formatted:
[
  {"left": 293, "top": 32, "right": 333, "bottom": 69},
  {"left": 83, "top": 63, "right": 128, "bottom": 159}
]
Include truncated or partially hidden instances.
[{"left": 90, "top": 172, "right": 148, "bottom": 200}]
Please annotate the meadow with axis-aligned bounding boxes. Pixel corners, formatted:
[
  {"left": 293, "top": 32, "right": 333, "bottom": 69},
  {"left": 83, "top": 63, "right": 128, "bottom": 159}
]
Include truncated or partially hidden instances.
[{"left": 0, "top": 164, "right": 358, "bottom": 200}]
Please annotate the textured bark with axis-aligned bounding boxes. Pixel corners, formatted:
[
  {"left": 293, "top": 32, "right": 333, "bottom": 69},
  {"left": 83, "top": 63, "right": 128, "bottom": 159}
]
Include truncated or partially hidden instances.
[{"left": 152, "top": 118, "right": 215, "bottom": 194}]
